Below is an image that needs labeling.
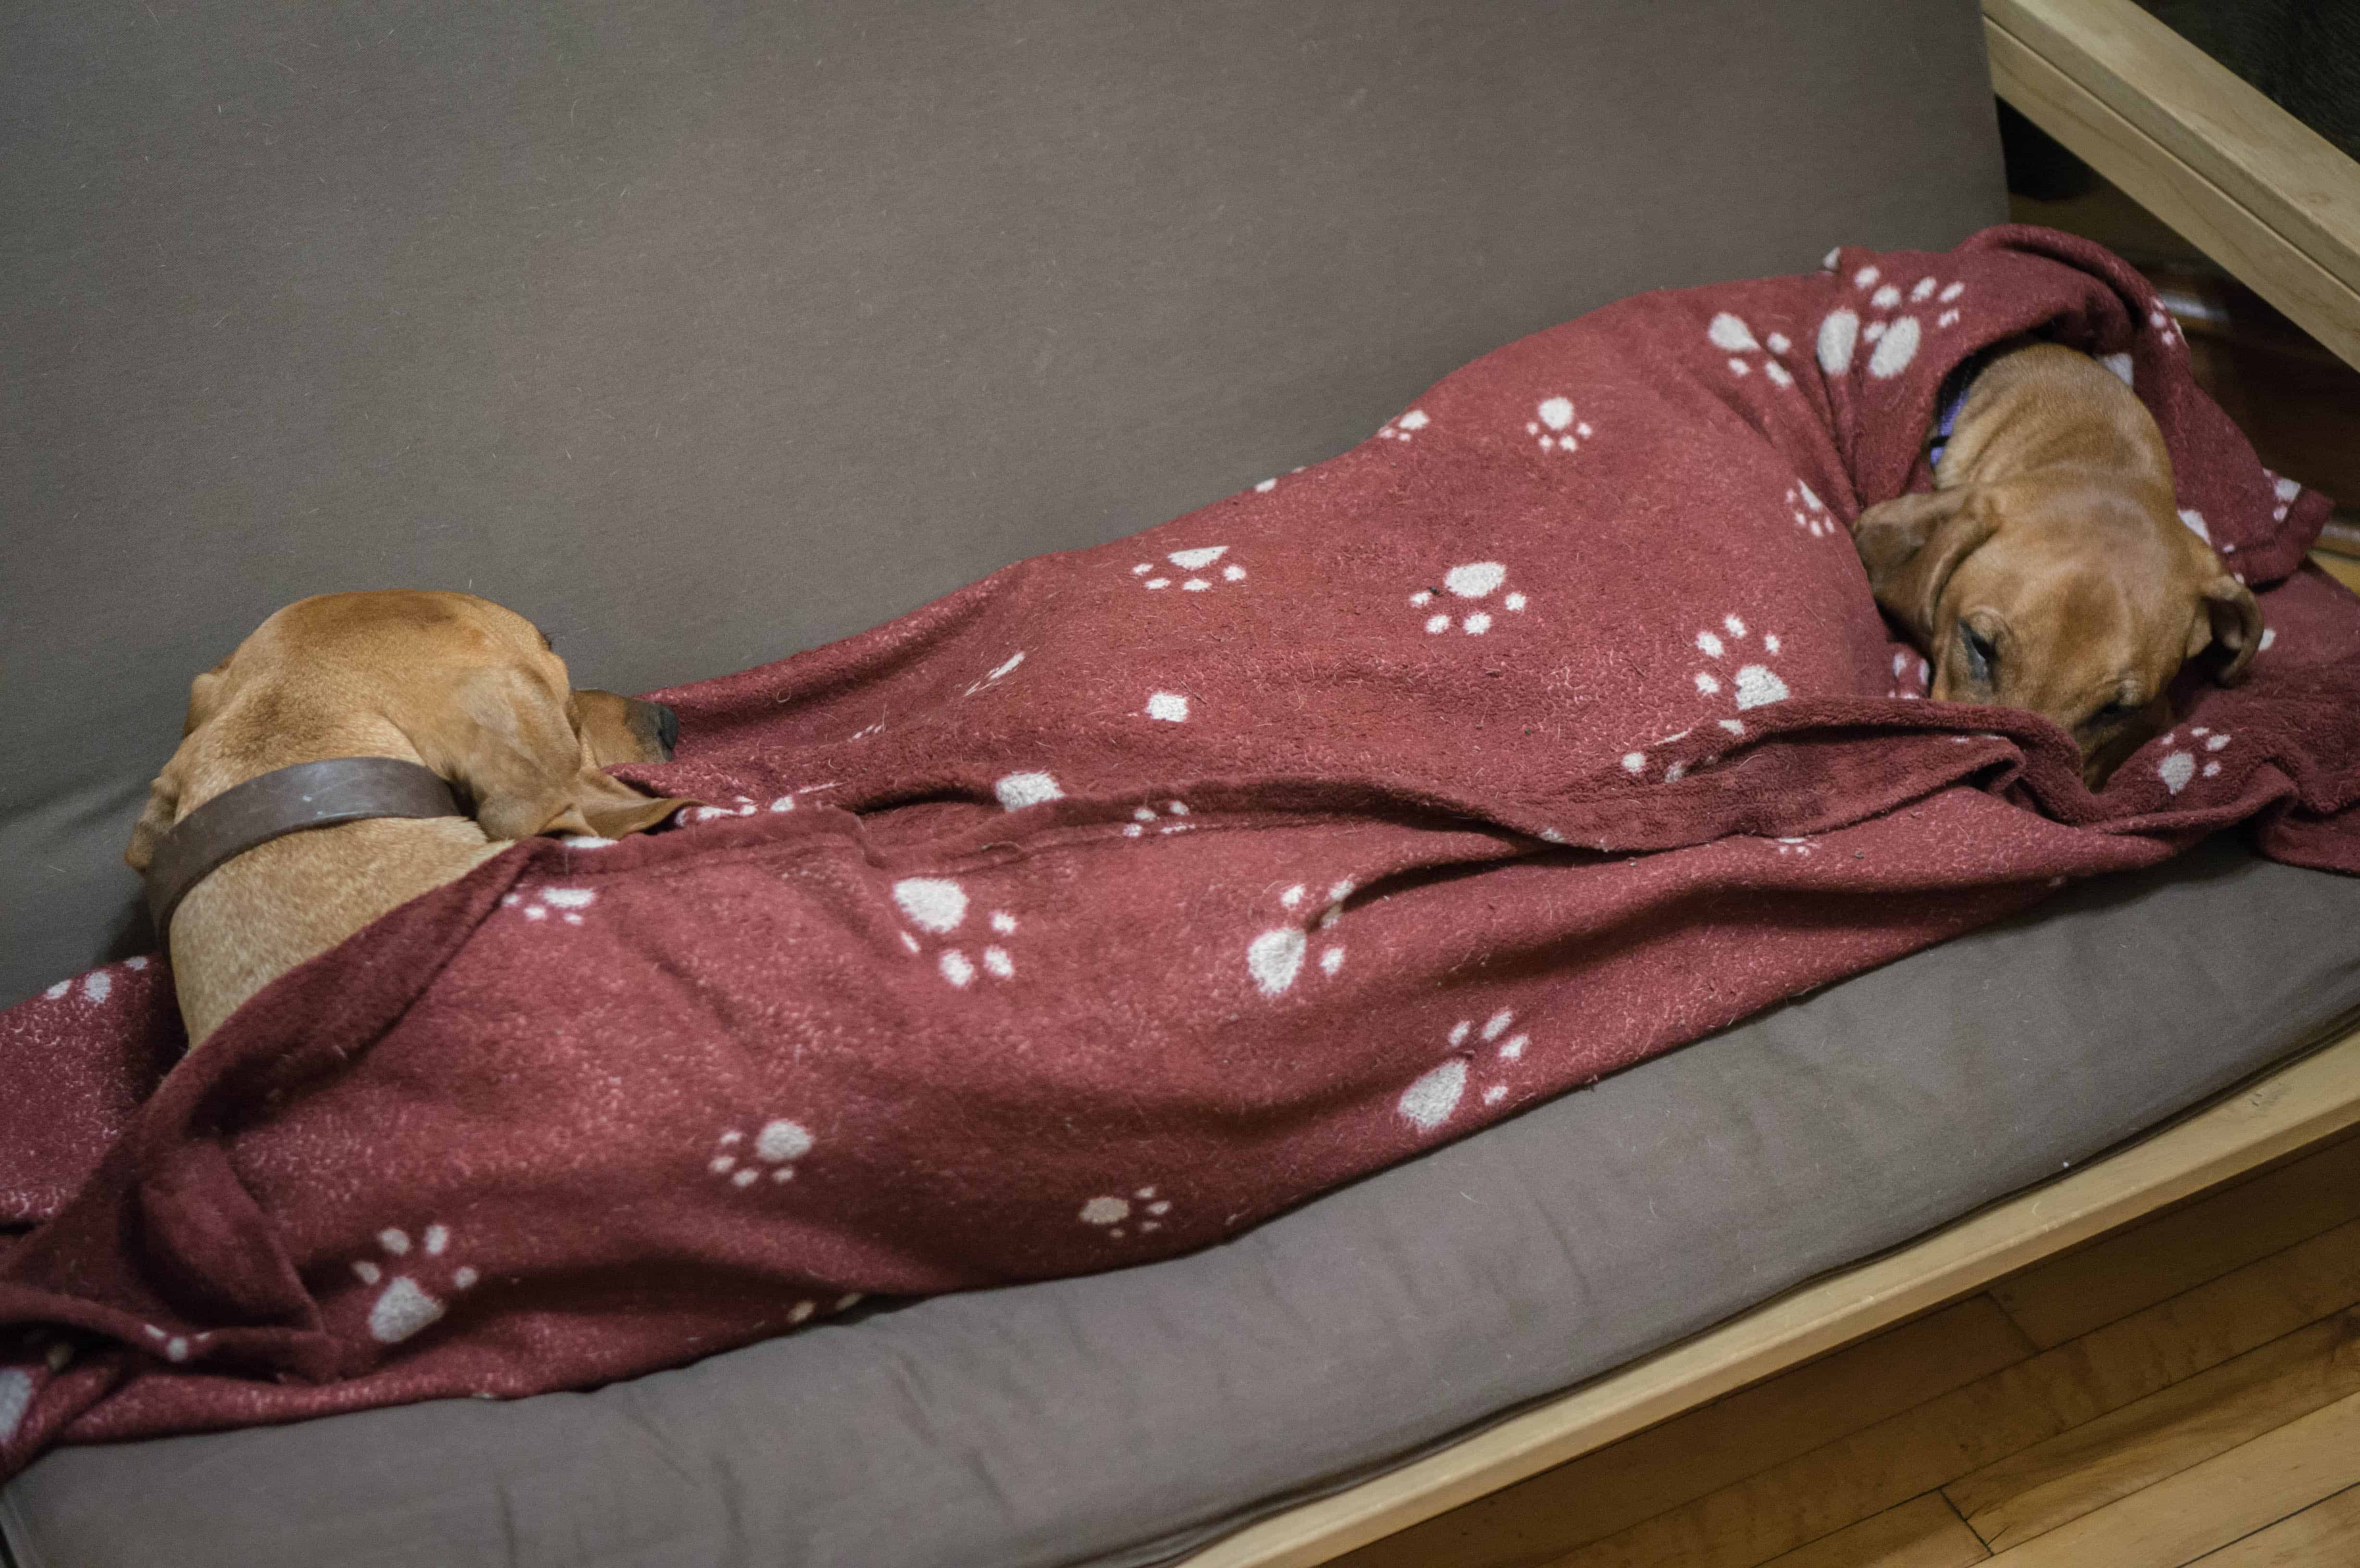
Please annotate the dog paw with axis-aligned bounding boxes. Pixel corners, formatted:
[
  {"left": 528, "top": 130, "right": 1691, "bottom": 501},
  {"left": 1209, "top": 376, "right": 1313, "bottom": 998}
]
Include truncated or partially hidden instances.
[
  {"left": 351, "top": 1225, "right": 477, "bottom": 1344},
  {"left": 1246, "top": 879, "right": 1353, "bottom": 998},
  {"left": 1525, "top": 397, "right": 1593, "bottom": 453},
  {"left": 892, "top": 875, "right": 1020, "bottom": 987},
  {"left": 1077, "top": 1185, "right": 1176, "bottom": 1241},
  {"left": 1131, "top": 545, "right": 1248, "bottom": 593},
  {"left": 1409, "top": 561, "right": 1530, "bottom": 636}
]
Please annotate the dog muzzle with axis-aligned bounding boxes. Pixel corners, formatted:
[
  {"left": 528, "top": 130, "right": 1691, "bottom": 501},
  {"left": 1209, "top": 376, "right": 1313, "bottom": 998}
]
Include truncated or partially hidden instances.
[{"left": 143, "top": 758, "right": 467, "bottom": 936}]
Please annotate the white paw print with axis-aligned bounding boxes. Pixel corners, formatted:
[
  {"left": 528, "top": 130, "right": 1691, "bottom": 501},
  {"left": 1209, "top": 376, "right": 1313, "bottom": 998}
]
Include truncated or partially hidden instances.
[
  {"left": 1410, "top": 561, "right": 1529, "bottom": 636},
  {"left": 1691, "top": 615, "right": 1790, "bottom": 710},
  {"left": 133, "top": 1322, "right": 213, "bottom": 1364},
  {"left": 1772, "top": 837, "right": 1816, "bottom": 857},
  {"left": 351, "top": 1225, "right": 478, "bottom": 1345},
  {"left": 2156, "top": 727, "right": 2234, "bottom": 794},
  {"left": 1525, "top": 396, "right": 1593, "bottom": 454},
  {"left": 1245, "top": 879, "right": 1354, "bottom": 998},
  {"left": 1078, "top": 1184, "right": 1175, "bottom": 1241},
  {"left": 1708, "top": 313, "right": 1802, "bottom": 389},
  {"left": 683, "top": 794, "right": 764, "bottom": 826},
  {"left": 1817, "top": 266, "right": 1966, "bottom": 380},
  {"left": 1399, "top": 1009, "right": 1529, "bottom": 1132},
  {"left": 765, "top": 783, "right": 840, "bottom": 813},
  {"left": 964, "top": 650, "right": 1025, "bottom": 696},
  {"left": 1889, "top": 649, "right": 1930, "bottom": 699},
  {"left": 2269, "top": 472, "right": 2301, "bottom": 523},
  {"left": 1375, "top": 408, "right": 1430, "bottom": 443},
  {"left": 891, "top": 876, "right": 1020, "bottom": 987},
  {"left": 39, "top": 955, "right": 148, "bottom": 1004},
  {"left": 1787, "top": 481, "right": 1838, "bottom": 539},
  {"left": 1123, "top": 798, "right": 1194, "bottom": 837},
  {"left": 709, "top": 1118, "right": 815, "bottom": 1189},
  {"left": 1131, "top": 545, "right": 1248, "bottom": 593},
  {"left": 2147, "top": 305, "right": 2183, "bottom": 350},
  {"left": 503, "top": 886, "right": 598, "bottom": 925}
]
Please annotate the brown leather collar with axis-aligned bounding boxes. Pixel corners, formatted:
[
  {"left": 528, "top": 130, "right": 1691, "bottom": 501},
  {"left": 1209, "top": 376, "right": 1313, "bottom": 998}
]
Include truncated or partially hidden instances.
[{"left": 145, "top": 757, "right": 466, "bottom": 935}]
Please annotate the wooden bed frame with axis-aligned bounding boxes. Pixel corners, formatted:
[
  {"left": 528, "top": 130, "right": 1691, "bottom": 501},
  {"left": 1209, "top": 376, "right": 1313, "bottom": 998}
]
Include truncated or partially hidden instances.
[{"left": 1193, "top": 4, "right": 2360, "bottom": 1559}]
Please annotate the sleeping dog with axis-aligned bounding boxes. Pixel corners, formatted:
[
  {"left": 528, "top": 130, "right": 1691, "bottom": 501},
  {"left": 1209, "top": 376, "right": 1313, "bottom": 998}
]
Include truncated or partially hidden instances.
[
  {"left": 125, "top": 591, "right": 690, "bottom": 1045},
  {"left": 1850, "top": 341, "right": 2262, "bottom": 787}
]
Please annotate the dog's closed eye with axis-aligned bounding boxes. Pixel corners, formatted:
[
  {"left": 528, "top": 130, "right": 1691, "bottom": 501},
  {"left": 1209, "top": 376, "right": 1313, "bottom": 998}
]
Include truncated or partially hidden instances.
[{"left": 1958, "top": 622, "right": 1997, "bottom": 685}]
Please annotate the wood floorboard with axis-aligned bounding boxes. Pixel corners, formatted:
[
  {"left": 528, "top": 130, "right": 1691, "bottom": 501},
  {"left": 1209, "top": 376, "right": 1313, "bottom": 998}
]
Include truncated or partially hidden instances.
[
  {"left": 1343, "top": 1132, "right": 2360, "bottom": 1568},
  {"left": 1946, "top": 1303, "right": 2360, "bottom": 1551},
  {"left": 1975, "top": 1389, "right": 2360, "bottom": 1566}
]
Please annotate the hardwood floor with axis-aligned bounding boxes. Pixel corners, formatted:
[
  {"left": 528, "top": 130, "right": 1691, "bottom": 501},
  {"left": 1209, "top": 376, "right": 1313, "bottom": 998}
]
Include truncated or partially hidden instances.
[{"left": 1332, "top": 1125, "right": 2360, "bottom": 1568}]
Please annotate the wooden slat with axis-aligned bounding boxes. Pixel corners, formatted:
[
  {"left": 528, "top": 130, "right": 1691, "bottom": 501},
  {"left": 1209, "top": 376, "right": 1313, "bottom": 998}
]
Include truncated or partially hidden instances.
[
  {"left": 1180, "top": 1029, "right": 2360, "bottom": 1568},
  {"left": 1981, "top": 12, "right": 2360, "bottom": 370},
  {"left": 1948, "top": 1302, "right": 2360, "bottom": 1550},
  {"left": 2317, "top": 551, "right": 2360, "bottom": 596},
  {"left": 1979, "top": 1388, "right": 2360, "bottom": 1565},
  {"left": 1991, "top": 1127, "right": 2360, "bottom": 1348},
  {"left": 2190, "top": 1482, "right": 2360, "bottom": 1568},
  {"left": 1984, "top": 0, "right": 2360, "bottom": 295},
  {"left": 1338, "top": 1299, "right": 2033, "bottom": 1568},
  {"left": 1538, "top": 1217, "right": 2360, "bottom": 1568},
  {"left": 1757, "top": 1495, "right": 1989, "bottom": 1568}
]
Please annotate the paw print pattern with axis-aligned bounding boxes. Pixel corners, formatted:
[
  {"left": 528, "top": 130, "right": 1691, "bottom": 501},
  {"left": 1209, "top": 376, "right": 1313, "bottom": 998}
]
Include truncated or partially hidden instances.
[
  {"left": 1772, "top": 837, "right": 1816, "bottom": 857},
  {"left": 2271, "top": 473, "right": 2301, "bottom": 524},
  {"left": 1131, "top": 545, "right": 1248, "bottom": 593},
  {"left": 1525, "top": 397, "right": 1593, "bottom": 454},
  {"left": 684, "top": 795, "right": 765, "bottom": 826},
  {"left": 1709, "top": 313, "right": 1802, "bottom": 389},
  {"left": 1246, "top": 880, "right": 1354, "bottom": 998},
  {"left": 39, "top": 955, "right": 148, "bottom": 1004},
  {"left": 1788, "top": 481, "right": 1838, "bottom": 539},
  {"left": 1077, "top": 1185, "right": 1174, "bottom": 1241},
  {"left": 1409, "top": 562, "right": 1529, "bottom": 636},
  {"left": 766, "top": 783, "right": 840, "bottom": 814},
  {"left": 351, "top": 1225, "right": 477, "bottom": 1345},
  {"left": 2147, "top": 305, "right": 2184, "bottom": 351},
  {"left": 891, "top": 876, "right": 1020, "bottom": 987},
  {"left": 1691, "top": 615, "right": 1790, "bottom": 710},
  {"left": 709, "top": 1119, "right": 815, "bottom": 1188},
  {"left": 2155, "top": 727, "right": 2234, "bottom": 794},
  {"left": 1375, "top": 408, "right": 1430, "bottom": 443},
  {"left": 1817, "top": 266, "right": 1967, "bottom": 380},
  {"left": 1399, "top": 1009, "right": 1531, "bottom": 1132},
  {"left": 1123, "top": 799, "right": 1194, "bottom": 837},
  {"left": 503, "top": 887, "right": 597, "bottom": 925}
]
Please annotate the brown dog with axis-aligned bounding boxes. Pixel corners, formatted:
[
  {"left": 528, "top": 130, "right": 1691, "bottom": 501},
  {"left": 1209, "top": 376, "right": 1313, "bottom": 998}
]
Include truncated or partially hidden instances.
[
  {"left": 1852, "top": 342, "right": 2262, "bottom": 786},
  {"left": 125, "top": 591, "right": 690, "bottom": 1045}
]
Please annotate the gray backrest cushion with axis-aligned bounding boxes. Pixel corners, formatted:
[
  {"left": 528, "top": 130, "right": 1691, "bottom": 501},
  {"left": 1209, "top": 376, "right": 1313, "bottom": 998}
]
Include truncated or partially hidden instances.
[{"left": 0, "top": 0, "right": 2006, "bottom": 1004}]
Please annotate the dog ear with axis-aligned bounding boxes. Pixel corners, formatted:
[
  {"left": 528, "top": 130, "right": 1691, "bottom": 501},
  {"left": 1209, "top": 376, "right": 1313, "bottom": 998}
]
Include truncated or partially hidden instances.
[
  {"left": 124, "top": 739, "right": 194, "bottom": 873},
  {"left": 1851, "top": 488, "right": 2000, "bottom": 643},
  {"left": 2190, "top": 574, "right": 2264, "bottom": 686},
  {"left": 127, "top": 662, "right": 231, "bottom": 870},
  {"left": 426, "top": 669, "right": 693, "bottom": 842}
]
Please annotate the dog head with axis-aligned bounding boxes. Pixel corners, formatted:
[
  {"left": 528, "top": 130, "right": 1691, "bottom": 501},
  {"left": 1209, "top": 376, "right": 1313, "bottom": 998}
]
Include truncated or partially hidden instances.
[
  {"left": 126, "top": 590, "right": 691, "bottom": 870},
  {"left": 1853, "top": 482, "right": 2261, "bottom": 788}
]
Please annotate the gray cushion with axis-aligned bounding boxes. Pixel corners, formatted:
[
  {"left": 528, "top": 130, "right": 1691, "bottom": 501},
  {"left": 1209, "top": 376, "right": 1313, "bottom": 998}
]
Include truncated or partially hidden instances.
[
  {"left": 7, "top": 834, "right": 2358, "bottom": 1568},
  {"left": 0, "top": 0, "right": 2007, "bottom": 1005}
]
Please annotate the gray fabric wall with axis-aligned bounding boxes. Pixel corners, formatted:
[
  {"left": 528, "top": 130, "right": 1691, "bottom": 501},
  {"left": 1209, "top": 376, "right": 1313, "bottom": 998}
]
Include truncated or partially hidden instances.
[{"left": 0, "top": 0, "right": 2007, "bottom": 1004}]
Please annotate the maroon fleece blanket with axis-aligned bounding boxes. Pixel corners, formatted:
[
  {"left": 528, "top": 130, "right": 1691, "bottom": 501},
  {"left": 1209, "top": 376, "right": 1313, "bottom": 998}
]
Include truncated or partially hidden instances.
[{"left": 2, "top": 226, "right": 2355, "bottom": 1476}]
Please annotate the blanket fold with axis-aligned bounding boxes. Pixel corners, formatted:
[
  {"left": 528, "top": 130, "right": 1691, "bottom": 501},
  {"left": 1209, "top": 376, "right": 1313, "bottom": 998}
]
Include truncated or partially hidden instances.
[{"left": 2, "top": 226, "right": 2354, "bottom": 1478}]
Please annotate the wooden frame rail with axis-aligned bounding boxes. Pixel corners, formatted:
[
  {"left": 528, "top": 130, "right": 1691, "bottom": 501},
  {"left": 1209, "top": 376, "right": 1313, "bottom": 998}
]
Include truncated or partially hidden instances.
[
  {"left": 1981, "top": 0, "right": 2360, "bottom": 370},
  {"left": 1184, "top": 1023, "right": 2360, "bottom": 1566}
]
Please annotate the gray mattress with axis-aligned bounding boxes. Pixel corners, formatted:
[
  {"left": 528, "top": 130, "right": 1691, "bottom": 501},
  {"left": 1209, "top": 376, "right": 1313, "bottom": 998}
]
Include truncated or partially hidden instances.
[{"left": 7, "top": 833, "right": 2359, "bottom": 1568}]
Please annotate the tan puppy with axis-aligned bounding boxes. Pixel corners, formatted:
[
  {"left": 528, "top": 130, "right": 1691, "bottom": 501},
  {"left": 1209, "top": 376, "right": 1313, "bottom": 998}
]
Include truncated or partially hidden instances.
[
  {"left": 1852, "top": 342, "right": 2261, "bottom": 787},
  {"left": 125, "top": 591, "right": 689, "bottom": 1045}
]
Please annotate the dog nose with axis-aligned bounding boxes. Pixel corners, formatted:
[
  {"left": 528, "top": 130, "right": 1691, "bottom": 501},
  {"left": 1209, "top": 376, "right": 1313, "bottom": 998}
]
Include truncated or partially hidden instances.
[{"left": 653, "top": 702, "right": 679, "bottom": 757}]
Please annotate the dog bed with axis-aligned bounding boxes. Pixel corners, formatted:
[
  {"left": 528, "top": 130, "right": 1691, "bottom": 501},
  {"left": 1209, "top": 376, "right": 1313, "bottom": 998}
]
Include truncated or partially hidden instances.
[{"left": 1, "top": 226, "right": 2355, "bottom": 1486}]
